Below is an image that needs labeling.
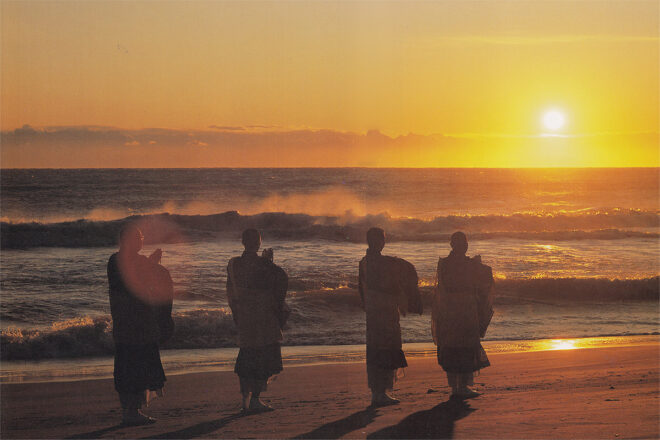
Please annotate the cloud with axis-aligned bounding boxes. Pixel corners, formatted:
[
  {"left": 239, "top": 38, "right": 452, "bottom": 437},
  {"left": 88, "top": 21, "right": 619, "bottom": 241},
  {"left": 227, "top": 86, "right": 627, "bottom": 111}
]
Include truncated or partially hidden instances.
[
  {"left": 3, "top": 125, "right": 656, "bottom": 149},
  {"left": 449, "top": 130, "right": 660, "bottom": 140},
  {"left": 444, "top": 34, "right": 659, "bottom": 46},
  {"left": 246, "top": 124, "right": 282, "bottom": 130},
  {"left": 208, "top": 124, "right": 286, "bottom": 132},
  {"left": 0, "top": 125, "right": 450, "bottom": 166},
  {"left": 1, "top": 125, "right": 657, "bottom": 168},
  {"left": 187, "top": 140, "right": 209, "bottom": 147},
  {"left": 208, "top": 125, "right": 245, "bottom": 131},
  {"left": 3, "top": 125, "right": 133, "bottom": 146}
]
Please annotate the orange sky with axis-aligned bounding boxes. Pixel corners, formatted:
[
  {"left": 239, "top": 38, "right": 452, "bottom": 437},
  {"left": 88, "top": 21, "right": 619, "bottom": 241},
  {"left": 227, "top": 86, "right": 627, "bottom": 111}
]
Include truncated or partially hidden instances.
[{"left": 1, "top": 1, "right": 658, "bottom": 167}]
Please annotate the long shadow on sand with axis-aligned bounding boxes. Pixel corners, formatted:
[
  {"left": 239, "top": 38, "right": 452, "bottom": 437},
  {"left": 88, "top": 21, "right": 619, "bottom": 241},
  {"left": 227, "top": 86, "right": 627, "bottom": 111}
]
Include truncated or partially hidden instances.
[
  {"left": 66, "top": 424, "right": 124, "bottom": 439},
  {"left": 139, "top": 412, "right": 244, "bottom": 439},
  {"left": 367, "top": 398, "right": 474, "bottom": 439},
  {"left": 295, "top": 407, "right": 379, "bottom": 439}
]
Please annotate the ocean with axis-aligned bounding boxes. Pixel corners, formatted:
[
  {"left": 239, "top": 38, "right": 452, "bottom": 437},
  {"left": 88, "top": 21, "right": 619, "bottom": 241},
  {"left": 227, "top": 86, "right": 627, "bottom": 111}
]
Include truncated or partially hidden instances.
[{"left": 1, "top": 168, "right": 658, "bottom": 381}]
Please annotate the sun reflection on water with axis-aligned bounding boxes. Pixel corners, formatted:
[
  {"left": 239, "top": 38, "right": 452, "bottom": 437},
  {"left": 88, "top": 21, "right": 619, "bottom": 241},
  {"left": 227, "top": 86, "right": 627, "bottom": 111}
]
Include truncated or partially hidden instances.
[
  {"left": 549, "top": 339, "right": 578, "bottom": 350},
  {"left": 503, "top": 338, "right": 586, "bottom": 352}
]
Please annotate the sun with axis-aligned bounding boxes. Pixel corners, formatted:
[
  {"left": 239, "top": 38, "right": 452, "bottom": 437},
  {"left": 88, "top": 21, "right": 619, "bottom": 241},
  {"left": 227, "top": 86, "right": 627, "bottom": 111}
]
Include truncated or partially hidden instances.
[{"left": 542, "top": 110, "right": 566, "bottom": 131}]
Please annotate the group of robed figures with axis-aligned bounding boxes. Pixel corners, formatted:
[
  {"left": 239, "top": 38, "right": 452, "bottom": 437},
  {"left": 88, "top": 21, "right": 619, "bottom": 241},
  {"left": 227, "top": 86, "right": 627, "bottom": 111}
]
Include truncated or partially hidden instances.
[{"left": 107, "top": 224, "right": 494, "bottom": 426}]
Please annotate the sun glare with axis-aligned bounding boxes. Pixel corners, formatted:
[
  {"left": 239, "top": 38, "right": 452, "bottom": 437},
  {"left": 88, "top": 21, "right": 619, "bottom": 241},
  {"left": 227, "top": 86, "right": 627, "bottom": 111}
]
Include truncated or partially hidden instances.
[
  {"left": 542, "top": 110, "right": 566, "bottom": 131},
  {"left": 550, "top": 339, "right": 577, "bottom": 350}
]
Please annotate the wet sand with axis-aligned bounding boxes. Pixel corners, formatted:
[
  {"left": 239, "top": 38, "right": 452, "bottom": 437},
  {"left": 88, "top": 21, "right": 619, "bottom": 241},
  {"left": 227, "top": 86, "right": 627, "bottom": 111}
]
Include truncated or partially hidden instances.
[{"left": 2, "top": 343, "right": 658, "bottom": 439}]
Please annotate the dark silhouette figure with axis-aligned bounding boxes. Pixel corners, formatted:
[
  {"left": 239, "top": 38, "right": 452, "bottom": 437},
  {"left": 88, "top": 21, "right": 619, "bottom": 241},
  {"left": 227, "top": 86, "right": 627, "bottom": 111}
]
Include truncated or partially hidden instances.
[
  {"left": 367, "top": 399, "right": 474, "bottom": 439},
  {"left": 108, "top": 224, "right": 174, "bottom": 426},
  {"left": 226, "top": 229, "right": 288, "bottom": 413},
  {"left": 295, "top": 407, "right": 378, "bottom": 439},
  {"left": 359, "top": 227, "right": 422, "bottom": 407},
  {"left": 432, "top": 231, "right": 493, "bottom": 398}
]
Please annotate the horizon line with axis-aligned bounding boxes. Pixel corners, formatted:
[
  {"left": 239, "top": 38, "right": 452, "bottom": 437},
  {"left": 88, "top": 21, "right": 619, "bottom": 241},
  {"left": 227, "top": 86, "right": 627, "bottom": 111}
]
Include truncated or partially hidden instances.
[{"left": 2, "top": 166, "right": 659, "bottom": 170}]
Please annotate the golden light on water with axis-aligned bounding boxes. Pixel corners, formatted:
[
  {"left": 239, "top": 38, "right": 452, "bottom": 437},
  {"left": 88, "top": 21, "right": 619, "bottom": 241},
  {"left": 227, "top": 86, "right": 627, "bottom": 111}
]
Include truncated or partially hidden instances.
[
  {"left": 549, "top": 339, "right": 578, "bottom": 350},
  {"left": 483, "top": 336, "right": 659, "bottom": 355},
  {"left": 520, "top": 339, "right": 580, "bottom": 351}
]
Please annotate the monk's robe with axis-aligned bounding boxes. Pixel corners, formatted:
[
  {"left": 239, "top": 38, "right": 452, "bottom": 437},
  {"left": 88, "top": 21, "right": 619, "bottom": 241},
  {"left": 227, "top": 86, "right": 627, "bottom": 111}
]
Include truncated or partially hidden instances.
[
  {"left": 151, "top": 264, "right": 175, "bottom": 344},
  {"left": 108, "top": 253, "right": 173, "bottom": 403},
  {"left": 226, "top": 252, "right": 288, "bottom": 382},
  {"left": 359, "top": 249, "right": 422, "bottom": 388},
  {"left": 432, "top": 251, "right": 494, "bottom": 373}
]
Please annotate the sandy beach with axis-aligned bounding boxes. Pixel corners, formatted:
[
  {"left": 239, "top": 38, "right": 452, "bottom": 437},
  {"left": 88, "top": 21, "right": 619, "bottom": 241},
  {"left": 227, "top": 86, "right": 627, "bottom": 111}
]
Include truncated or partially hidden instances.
[
  {"left": 3, "top": 0, "right": 659, "bottom": 438},
  {"left": 2, "top": 342, "right": 658, "bottom": 439}
]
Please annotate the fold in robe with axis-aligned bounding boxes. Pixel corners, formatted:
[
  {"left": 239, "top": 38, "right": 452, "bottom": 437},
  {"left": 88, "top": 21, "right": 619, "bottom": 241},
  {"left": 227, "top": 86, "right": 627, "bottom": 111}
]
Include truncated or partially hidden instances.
[
  {"left": 227, "top": 252, "right": 288, "bottom": 380},
  {"left": 432, "top": 252, "right": 493, "bottom": 373},
  {"left": 359, "top": 251, "right": 421, "bottom": 370},
  {"left": 108, "top": 253, "right": 173, "bottom": 394}
]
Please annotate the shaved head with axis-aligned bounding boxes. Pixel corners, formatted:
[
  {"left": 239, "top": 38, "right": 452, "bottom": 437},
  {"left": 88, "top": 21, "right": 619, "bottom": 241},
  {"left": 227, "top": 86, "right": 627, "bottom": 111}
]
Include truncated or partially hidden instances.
[
  {"left": 119, "top": 223, "right": 143, "bottom": 253},
  {"left": 450, "top": 231, "right": 468, "bottom": 254},
  {"left": 366, "top": 227, "right": 385, "bottom": 252},
  {"left": 241, "top": 228, "right": 261, "bottom": 252}
]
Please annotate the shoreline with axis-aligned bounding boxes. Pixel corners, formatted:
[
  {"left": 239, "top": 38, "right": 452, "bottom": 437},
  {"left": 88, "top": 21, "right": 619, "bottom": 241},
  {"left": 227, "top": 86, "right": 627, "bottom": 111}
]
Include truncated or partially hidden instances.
[
  {"left": 2, "top": 335, "right": 658, "bottom": 384},
  {"left": 2, "top": 342, "right": 658, "bottom": 439}
]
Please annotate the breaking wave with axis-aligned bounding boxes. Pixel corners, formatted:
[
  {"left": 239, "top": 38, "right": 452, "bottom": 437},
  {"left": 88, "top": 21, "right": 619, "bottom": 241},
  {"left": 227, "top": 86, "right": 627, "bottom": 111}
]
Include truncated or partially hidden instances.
[
  {"left": 2, "top": 209, "right": 658, "bottom": 248},
  {"left": 491, "top": 276, "right": 659, "bottom": 303},
  {"left": 1, "top": 277, "right": 657, "bottom": 361}
]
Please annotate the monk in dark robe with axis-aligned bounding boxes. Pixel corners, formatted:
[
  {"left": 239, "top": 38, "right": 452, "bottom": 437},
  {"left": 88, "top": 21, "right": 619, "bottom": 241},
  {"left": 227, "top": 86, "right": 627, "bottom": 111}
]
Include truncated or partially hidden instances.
[
  {"left": 226, "top": 229, "right": 288, "bottom": 413},
  {"left": 359, "top": 227, "right": 422, "bottom": 407},
  {"left": 108, "top": 224, "right": 174, "bottom": 425},
  {"left": 432, "top": 231, "right": 494, "bottom": 398}
]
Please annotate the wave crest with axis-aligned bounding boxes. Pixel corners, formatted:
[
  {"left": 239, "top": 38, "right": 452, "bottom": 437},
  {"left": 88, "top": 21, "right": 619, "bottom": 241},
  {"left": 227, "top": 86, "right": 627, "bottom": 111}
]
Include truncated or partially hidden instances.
[
  {"left": 2, "top": 209, "right": 658, "bottom": 248},
  {"left": 1, "top": 309, "right": 238, "bottom": 361},
  {"left": 1, "top": 277, "right": 657, "bottom": 361}
]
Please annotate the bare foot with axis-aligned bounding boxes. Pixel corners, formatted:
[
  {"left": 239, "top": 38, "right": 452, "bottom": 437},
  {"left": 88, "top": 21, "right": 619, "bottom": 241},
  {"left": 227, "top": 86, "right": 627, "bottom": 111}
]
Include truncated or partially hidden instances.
[
  {"left": 122, "top": 410, "right": 157, "bottom": 426},
  {"left": 248, "top": 398, "right": 274, "bottom": 413},
  {"left": 371, "top": 393, "right": 400, "bottom": 407},
  {"left": 454, "top": 387, "right": 481, "bottom": 399}
]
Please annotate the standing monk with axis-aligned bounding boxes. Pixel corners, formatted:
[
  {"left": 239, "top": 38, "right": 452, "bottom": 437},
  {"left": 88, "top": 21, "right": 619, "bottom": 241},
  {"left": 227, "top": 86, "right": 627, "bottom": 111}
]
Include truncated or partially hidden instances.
[
  {"left": 227, "top": 229, "right": 288, "bottom": 413},
  {"left": 359, "top": 227, "right": 422, "bottom": 407},
  {"left": 108, "top": 224, "right": 174, "bottom": 425},
  {"left": 432, "top": 231, "right": 493, "bottom": 398}
]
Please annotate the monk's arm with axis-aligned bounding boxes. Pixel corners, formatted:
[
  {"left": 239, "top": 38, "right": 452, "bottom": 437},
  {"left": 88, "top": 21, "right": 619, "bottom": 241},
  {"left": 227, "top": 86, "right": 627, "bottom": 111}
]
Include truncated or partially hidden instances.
[
  {"left": 274, "top": 265, "right": 288, "bottom": 305},
  {"left": 358, "top": 261, "right": 365, "bottom": 310},
  {"left": 477, "top": 264, "right": 495, "bottom": 337},
  {"left": 107, "top": 257, "right": 132, "bottom": 318},
  {"left": 403, "top": 259, "right": 422, "bottom": 315},
  {"left": 226, "top": 262, "right": 238, "bottom": 324},
  {"left": 432, "top": 259, "right": 443, "bottom": 323}
]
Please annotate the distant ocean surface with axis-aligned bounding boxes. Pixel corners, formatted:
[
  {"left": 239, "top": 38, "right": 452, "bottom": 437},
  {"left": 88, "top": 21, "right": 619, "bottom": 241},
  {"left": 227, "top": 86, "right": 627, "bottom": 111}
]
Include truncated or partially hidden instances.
[{"left": 1, "top": 168, "right": 659, "bottom": 367}]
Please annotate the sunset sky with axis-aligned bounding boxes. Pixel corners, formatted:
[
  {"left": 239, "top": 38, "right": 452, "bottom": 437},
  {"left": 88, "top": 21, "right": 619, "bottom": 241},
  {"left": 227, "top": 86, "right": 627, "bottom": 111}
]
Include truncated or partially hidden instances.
[{"left": 1, "top": 0, "right": 658, "bottom": 167}]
